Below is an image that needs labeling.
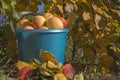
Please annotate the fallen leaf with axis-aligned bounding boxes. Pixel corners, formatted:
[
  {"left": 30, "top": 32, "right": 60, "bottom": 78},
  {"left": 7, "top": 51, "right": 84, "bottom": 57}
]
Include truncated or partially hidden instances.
[
  {"left": 95, "top": 14, "right": 101, "bottom": 29},
  {"left": 73, "top": 73, "right": 84, "bottom": 80},
  {"left": 63, "top": 63, "right": 75, "bottom": 79},
  {"left": 47, "top": 61, "right": 58, "bottom": 69},
  {"left": 81, "top": 0, "right": 87, "bottom": 4},
  {"left": 54, "top": 73, "right": 67, "bottom": 80},
  {"left": 16, "top": 61, "right": 36, "bottom": 70},
  {"left": 65, "top": 3, "right": 74, "bottom": 13},
  {"left": 47, "top": 61, "right": 63, "bottom": 73},
  {"left": 82, "top": 12, "right": 91, "bottom": 21},
  {"left": 92, "top": 4, "right": 104, "bottom": 15},
  {"left": 18, "top": 66, "right": 32, "bottom": 80}
]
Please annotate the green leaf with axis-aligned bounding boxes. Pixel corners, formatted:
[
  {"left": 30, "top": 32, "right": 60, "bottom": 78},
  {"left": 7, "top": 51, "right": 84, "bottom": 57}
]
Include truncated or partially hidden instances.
[
  {"left": 111, "top": 9, "right": 120, "bottom": 17},
  {"left": 103, "top": 12, "right": 112, "bottom": 19},
  {"left": 12, "top": 9, "right": 22, "bottom": 20}
]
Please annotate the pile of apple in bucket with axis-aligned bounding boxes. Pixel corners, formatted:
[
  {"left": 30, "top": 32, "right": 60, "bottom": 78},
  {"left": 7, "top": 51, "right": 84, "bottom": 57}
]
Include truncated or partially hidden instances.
[
  {"left": 15, "top": 12, "right": 69, "bottom": 66},
  {"left": 16, "top": 12, "right": 67, "bottom": 29},
  {"left": 15, "top": 13, "right": 77, "bottom": 80}
]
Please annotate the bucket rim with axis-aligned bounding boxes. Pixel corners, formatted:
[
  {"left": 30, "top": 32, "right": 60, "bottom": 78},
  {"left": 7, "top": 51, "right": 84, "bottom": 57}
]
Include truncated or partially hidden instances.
[{"left": 16, "top": 28, "right": 69, "bottom": 33}]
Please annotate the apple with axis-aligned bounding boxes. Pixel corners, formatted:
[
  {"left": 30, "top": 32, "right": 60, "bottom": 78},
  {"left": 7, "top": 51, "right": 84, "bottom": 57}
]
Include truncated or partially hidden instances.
[
  {"left": 39, "top": 26, "right": 49, "bottom": 29},
  {"left": 59, "top": 17, "right": 67, "bottom": 28},
  {"left": 16, "top": 18, "right": 30, "bottom": 28},
  {"left": 24, "top": 25, "right": 34, "bottom": 29},
  {"left": 32, "top": 15, "right": 46, "bottom": 29},
  {"left": 46, "top": 16, "right": 64, "bottom": 29},
  {"left": 42, "top": 12, "right": 54, "bottom": 20}
]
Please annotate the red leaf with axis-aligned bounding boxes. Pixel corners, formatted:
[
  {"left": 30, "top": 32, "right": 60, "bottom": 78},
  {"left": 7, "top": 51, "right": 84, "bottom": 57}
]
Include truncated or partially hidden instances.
[
  {"left": 63, "top": 63, "right": 75, "bottom": 79},
  {"left": 18, "top": 66, "right": 32, "bottom": 80}
]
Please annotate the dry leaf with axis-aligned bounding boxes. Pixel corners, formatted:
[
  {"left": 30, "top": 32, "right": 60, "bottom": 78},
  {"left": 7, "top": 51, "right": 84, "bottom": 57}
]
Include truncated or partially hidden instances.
[
  {"left": 18, "top": 66, "right": 32, "bottom": 80},
  {"left": 40, "top": 50, "right": 57, "bottom": 64},
  {"left": 95, "top": 14, "right": 101, "bottom": 29},
  {"left": 81, "top": 0, "right": 87, "bottom": 3},
  {"left": 63, "top": 63, "right": 75, "bottom": 79},
  {"left": 73, "top": 73, "right": 84, "bottom": 80},
  {"left": 16, "top": 61, "right": 36, "bottom": 70},
  {"left": 56, "top": 4, "right": 63, "bottom": 15},
  {"left": 47, "top": 61, "right": 63, "bottom": 73},
  {"left": 82, "top": 12, "right": 91, "bottom": 20},
  {"left": 54, "top": 73, "right": 67, "bottom": 80},
  {"left": 47, "top": 61, "right": 58, "bottom": 69},
  {"left": 65, "top": 3, "right": 74, "bottom": 13},
  {"left": 92, "top": 4, "right": 104, "bottom": 15}
]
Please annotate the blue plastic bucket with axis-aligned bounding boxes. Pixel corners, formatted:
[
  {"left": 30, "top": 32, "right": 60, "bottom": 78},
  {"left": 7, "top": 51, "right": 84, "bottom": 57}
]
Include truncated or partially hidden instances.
[{"left": 16, "top": 28, "right": 68, "bottom": 64}]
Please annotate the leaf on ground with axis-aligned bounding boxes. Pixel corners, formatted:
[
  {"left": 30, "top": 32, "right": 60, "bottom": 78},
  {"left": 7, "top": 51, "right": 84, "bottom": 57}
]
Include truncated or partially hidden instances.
[
  {"left": 39, "top": 61, "right": 63, "bottom": 76},
  {"left": 54, "top": 73, "right": 67, "bottom": 80},
  {"left": 92, "top": 4, "right": 104, "bottom": 15},
  {"left": 65, "top": 3, "right": 74, "bottom": 13},
  {"left": 47, "top": 61, "right": 63, "bottom": 73},
  {"left": 47, "top": 61, "right": 58, "bottom": 69},
  {"left": 63, "top": 63, "right": 75, "bottom": 79},
  {"left": 81, "top": 0, "right": 87, "bottom": 4},
  {"left": 16, "top": 61, "right": 36, "bottom": 70},
  {"left": 18, "top": 66, "right": 32, "bottom": 80},
  {"left": 82, "top": 12, "right": 91, "bottom": 21},
  {"left": 73, "top": 73, "right": 84, "bottom": 80},
  {"left": 95, "top": 14, "right": 101, "bottom": 29}
]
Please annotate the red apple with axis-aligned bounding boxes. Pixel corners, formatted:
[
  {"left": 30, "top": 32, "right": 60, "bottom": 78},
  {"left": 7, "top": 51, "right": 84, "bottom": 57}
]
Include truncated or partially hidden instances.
[
  {"left": 32, "top": 15, "right": 46, "bottom": 29},
  {"left": 16, "top": 18, "right": 30, "bottom": 28},
  {"left": 59, "top": 17, "right": 67, "bottom": 28},
  {"left": 46, "top": 16, "right": 64, "bottom": 29},
  {"left": 24, "top": 25, "right": 34, "bottom": 29},
  {"left": 42, "top": 13, "right": 54, "bottom": 20},
  {"left": 39, "top": 26, "right": 49, "bottom": 29}
]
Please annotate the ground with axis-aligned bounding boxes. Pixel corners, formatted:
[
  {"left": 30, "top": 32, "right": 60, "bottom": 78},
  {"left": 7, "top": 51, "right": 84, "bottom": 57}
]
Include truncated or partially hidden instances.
[{"left": 0, "top": 55, "right": 120, "bottom": 80}]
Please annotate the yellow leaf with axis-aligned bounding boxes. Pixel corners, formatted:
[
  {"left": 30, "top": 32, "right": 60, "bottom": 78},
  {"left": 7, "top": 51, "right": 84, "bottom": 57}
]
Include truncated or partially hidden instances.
[
  {"left": 95, "top": 14, "right": 101, "bottom": 29},
  {"left": 116, "top": 47, "right": 120, "bottom": 53},
  {"left": 82, "top": 12, "right": 91, "bottom": 21},
  {"left": 92, "top": 4, "right": 104, "bottom": 15},
  {"left": 73, "top": 73, "right": 84, "bottom": 80},
  {"left": 81, "top": 0, "right": 87, "bottom": 4},
  {"left": 47, "top": 61, "right": 63, "bottom": 73},
  {"left": 47, "top": 61, "right": 58, "bottom": 69},
  {"left": 16, "top": 61, "right": 36, "bottom": 70},
  {"left": 40, "top": 50, "right": 57, "bottom": 64},
  {"left": 54, "top": 73, "right": 67, "bottom": 80}
]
